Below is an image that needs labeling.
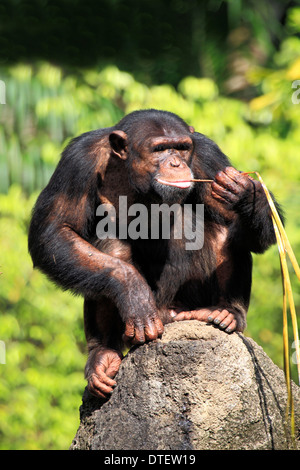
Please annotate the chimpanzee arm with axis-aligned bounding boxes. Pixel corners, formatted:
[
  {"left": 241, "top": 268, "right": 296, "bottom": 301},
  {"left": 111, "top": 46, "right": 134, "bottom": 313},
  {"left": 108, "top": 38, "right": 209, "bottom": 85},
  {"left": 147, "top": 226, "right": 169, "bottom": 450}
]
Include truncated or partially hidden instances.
[
  {"left": 192, "top": 133, "right": 283, "bottom": 253},
  {"left": 28, "top": 131, "right": 163, "bottom": 343}
]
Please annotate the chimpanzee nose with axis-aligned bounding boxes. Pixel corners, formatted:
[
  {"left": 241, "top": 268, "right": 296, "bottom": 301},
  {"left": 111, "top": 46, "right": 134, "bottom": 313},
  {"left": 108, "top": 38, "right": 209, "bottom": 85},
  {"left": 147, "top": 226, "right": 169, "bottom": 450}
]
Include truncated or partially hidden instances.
[{"left": 168, "top": 156, "right": 183, "bottom": 168}]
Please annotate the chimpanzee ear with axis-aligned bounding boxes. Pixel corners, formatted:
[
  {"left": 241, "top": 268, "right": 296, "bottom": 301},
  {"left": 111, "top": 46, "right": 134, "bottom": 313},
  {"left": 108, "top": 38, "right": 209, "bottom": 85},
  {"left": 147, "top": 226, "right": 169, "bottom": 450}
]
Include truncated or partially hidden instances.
[
  {"left": 189, "top": 126, "right": 195, "bottom": 134},
  {"left": 109, "top": 130, "right": 128, "bottom": 160}
]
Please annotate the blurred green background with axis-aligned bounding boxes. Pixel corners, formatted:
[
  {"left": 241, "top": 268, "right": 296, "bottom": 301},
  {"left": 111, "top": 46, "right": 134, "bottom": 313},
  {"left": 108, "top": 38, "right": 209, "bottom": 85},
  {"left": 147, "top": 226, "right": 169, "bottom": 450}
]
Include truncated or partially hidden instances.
[{"left": 0, "top": 0, "right": 299, "bottom": 450}]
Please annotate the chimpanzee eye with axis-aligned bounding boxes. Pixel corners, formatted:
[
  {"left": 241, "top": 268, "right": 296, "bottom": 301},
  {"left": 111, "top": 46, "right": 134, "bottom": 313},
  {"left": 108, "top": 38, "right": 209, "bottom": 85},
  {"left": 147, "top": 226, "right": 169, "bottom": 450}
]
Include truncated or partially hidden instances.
[
  {"left": 153, "top": 144, "right": 191, "bottom": 152},
  {"left": 175, "top": 144, "right": 191, "bottom": 151},
  {"left": 153, "top": 145, "right": 166, "bottom": 152}
]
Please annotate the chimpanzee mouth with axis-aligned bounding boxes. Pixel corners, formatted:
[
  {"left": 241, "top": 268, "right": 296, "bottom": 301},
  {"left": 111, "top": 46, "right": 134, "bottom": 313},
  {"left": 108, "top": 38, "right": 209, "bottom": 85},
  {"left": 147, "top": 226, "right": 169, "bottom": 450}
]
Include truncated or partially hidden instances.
[
  {"left": 152, "top": 177, "right": 194, "bottom": 204},
  {"left": 156, "top": 178, "right": 192, "bottom": 189}
]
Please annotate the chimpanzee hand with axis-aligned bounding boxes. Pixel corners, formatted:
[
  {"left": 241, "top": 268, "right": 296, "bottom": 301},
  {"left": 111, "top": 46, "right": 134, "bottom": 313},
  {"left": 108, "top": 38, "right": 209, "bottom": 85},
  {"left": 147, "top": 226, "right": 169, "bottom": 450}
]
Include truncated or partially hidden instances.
[
  {"left": 211, "top": 166, "right": 261, "bottom": 209},
  {"left": 85, "top": 348, "right": 123, "bottom": 398},
  {"left": 122, "top": 293, "right": 164, "bottom": 345},
  {"left": 115, "top": 266, "right": 164, "bottom": 345},
  {"left": 123, "top": 313, "right": 164, "bottom": 345}
]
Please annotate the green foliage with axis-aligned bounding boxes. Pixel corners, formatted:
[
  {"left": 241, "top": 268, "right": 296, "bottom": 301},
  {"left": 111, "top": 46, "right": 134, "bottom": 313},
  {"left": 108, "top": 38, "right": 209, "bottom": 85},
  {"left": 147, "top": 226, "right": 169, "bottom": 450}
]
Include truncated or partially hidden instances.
[
  {"left": 0, "top": 186, "right": 86, "bottom": 449},
  {"left": 0, "top": 15, "right": 300, "bottom": 447}
]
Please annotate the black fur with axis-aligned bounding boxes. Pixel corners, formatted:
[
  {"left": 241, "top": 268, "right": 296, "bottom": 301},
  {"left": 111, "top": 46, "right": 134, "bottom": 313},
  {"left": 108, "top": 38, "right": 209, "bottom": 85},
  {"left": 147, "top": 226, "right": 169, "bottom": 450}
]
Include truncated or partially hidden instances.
[{"left": 28, "top": 109, "right": 283, "bottom": 396}]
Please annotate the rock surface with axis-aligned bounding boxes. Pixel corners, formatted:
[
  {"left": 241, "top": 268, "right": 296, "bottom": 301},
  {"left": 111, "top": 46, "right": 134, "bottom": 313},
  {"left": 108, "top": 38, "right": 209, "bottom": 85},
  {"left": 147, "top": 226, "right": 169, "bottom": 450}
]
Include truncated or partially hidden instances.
[{"left": 70, "top": 321, "right": 300, "bottom": 450}]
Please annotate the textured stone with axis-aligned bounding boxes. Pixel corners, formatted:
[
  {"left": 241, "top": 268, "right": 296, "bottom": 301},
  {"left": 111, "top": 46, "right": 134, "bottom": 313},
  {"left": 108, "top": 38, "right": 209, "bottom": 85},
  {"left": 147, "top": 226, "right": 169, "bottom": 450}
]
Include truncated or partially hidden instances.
[{"left": 70, "top": 321, "right": 300, "bottom": 450}]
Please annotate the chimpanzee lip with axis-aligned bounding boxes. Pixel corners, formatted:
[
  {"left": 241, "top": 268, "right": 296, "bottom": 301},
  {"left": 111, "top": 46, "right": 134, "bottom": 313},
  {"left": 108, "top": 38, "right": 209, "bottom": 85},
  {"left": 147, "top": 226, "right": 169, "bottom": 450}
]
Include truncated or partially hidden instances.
[{"left": 156, "top": 178, "right": 192, "bottom": 189}]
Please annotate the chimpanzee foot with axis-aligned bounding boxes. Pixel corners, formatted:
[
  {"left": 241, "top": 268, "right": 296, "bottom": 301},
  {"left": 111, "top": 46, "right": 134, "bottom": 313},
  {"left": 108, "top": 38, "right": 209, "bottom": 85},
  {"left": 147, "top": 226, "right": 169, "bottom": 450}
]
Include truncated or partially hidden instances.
[
  {"left": 85, "top": 347, "right": 123, "bottom": 398},
  {"left": 171, "top": 307, "right": 239, "bottom": 333}
]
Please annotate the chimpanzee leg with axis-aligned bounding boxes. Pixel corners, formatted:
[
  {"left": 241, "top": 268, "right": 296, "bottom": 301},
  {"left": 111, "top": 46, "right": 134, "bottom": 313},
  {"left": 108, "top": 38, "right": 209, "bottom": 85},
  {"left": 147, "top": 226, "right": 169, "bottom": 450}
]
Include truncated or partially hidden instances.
[{"left": 84, "top": 297, "right": 124, "bottom": 398}]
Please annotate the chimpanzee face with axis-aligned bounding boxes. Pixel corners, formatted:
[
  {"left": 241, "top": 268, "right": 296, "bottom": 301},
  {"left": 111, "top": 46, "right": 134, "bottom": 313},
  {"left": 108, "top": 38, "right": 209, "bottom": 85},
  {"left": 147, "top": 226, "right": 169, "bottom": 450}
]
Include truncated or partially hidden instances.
[{"left": 109, "top": 126, "right": 195, "bottom": 203}]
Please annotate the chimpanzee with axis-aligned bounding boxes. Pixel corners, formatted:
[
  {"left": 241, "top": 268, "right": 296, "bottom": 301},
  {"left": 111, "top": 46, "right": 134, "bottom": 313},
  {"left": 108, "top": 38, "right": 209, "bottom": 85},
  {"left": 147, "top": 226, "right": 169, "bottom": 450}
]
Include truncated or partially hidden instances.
[{"left": 28, "top": 109, "right": 282, "bottom": 398}]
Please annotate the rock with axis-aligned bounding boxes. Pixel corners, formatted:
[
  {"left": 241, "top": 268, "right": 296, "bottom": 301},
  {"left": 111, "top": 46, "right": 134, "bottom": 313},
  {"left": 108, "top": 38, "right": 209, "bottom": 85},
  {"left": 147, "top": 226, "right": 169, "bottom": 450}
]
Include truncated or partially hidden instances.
[{"left": 70, "top": 321, "right": 300, "bottom": 450}]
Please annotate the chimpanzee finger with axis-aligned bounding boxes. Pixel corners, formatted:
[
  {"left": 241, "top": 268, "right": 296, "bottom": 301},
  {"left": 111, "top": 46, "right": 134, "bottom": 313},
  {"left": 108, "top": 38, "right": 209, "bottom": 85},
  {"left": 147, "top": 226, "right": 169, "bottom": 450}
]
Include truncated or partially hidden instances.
[
  {"left": 192, "top": 308, "right": 216, "bottom": 321},
  {"left": 207, "top": 309, "right": 222, "bottom": 322},
  {"left": 212, "top": 310, "right": 233, "bottom": 327},
  {"left": 122, "top": 321, "right": 135, "bottom": 344},
  {"left": 225, "top": 320, "right": 237, "bottom": 333},
  {"left": 174, "top": 308, "right": 212, "bottom": 322},
  {"left": 211, "top": 182, "right": 239, "bottom": 204},
  {"left": 219, "top": 312, "right": 237, "bottom": 333},
  {"left": 105, "top": 359, "right": 122, "bottom": 379},
  {"left": 173, "top": 310, "right": 193, "bottom": 321},
  {"left": 144, "top": 321, "right": 159, "bottom": 341},
  {"left": 154, "top": 317, "right": 164, "bottom": 336},
  {"left": 215, "top": 171, "right": 240, "bottom": 194},
  {"left": 96, "top": 363, "right": 118, "bottom": 386},
  {"left": 88, "top": 384, "right": 108, "bottom": 399},
  {"left": 88, "top": 372, "right": 115, "bottom": 398},
  {"left": 224, "top": 167, "right": 253, "bottom": 190},
  {"left": 211, "top": 190, "right": 228, "bottom": 204},
  {"left": 206, "top": 309, "right": 237, "bottom": 333},
  {"left": 131, "top": 325, "right": 146, "bottom": 344}
]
